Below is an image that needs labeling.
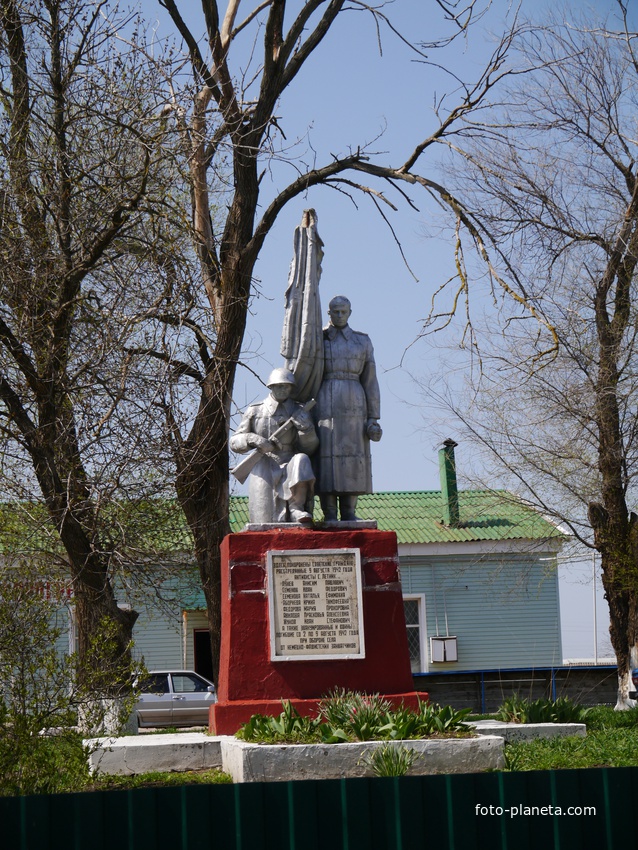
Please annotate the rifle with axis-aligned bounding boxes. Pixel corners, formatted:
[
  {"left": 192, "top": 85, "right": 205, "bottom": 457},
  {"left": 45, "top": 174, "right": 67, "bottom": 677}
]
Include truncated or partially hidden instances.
[{"left": 231, "top": 399, "right": 316, "bottom": 485}]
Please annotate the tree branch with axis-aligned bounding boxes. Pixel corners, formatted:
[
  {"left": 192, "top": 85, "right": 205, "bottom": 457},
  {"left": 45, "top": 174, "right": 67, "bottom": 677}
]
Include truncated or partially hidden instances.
[
  {"left": 0, "top": 316, "right": 42, "bottom": 394},
  {"left": 125, "top": 347, "right": 204, "bottom": 383}
]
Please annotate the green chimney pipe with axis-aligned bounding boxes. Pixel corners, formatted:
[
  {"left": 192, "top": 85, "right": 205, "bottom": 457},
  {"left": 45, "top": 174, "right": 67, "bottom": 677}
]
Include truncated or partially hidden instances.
[{"left": 439, "top": 438, "right": 459, "bottom": 526}]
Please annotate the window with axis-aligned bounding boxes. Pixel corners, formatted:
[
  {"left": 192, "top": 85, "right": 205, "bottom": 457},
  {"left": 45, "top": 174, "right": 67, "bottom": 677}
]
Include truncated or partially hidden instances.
[
  {"left": 141, "top": 673, "right": 170, "bottom": 694},
  {"left": 403, "top": 595, "right": 426, "bottom": 673},
  {"left": 171, "top": 673, "right": 210, "bottom": 693}
]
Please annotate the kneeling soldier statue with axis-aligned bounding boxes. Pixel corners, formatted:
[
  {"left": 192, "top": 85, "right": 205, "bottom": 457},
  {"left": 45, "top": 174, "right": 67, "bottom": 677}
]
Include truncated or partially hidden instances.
[{"left": 230, "top": 368, "right": 319, "bottom": 524}]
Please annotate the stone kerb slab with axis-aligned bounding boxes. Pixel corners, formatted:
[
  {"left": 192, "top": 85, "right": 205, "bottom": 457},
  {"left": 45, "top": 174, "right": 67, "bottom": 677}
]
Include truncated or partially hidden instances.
[
  {"left": 86, "top": 733, "right": 224, "bottom": 776},
  {"left": 85, "top": 723, "right": 584, "bottom": 778},
  {"left": 220, "top": 735, "right": 505, "bottom": 783},
  {"left": 470, "top": 720, "right": 586, "bottom": 743}
]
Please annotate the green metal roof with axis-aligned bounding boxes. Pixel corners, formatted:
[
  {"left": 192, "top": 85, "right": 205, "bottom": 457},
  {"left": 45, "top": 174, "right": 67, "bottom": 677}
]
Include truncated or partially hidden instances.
[
  {"left": 229, "top": 490, "right": 565, "bottom": 545},
  {"left": 0, "top": 490, "right": 563, "bottom": 557}
]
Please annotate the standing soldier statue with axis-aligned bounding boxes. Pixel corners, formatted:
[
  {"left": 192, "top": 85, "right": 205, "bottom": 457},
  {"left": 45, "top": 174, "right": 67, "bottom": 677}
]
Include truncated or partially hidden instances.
[
  {"left": 314, "top": 295, "right": 382, "bottom": 522},
  {"left": 279, "top": 210, "right": 381, "bottom": 522}
]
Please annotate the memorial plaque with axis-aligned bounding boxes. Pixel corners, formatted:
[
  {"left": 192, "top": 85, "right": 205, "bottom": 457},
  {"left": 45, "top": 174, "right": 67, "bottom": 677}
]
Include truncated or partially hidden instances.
[{"left": 267, "top": 548, "right": 365, "bottom": 661}]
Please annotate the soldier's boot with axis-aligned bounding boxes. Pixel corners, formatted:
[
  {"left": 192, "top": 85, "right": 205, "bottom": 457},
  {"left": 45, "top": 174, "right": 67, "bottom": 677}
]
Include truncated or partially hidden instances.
[
  {"left": 339, "top": 495, "right": 360, "bottom": 522},
  {"left": 320, "top": 494, "right": 338, "bottom": 522},
  {"left": 288, "top": 485, "right": 313, "bottom": 523}
]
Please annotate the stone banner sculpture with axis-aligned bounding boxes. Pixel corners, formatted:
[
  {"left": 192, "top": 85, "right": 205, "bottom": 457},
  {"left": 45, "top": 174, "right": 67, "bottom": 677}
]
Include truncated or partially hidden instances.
[{"left": 281, "top": 208, "right": 324, "bottom": 402}]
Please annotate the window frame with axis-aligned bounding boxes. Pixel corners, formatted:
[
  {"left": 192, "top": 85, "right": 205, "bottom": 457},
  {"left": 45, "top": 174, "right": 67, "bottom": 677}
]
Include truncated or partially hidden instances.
[{"left": 403, "top": 593, "right": 428, "bottom": 674}]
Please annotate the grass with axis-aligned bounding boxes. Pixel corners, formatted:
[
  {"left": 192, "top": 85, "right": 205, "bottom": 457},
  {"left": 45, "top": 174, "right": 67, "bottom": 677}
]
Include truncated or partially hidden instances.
[
  {"left": 495, "top": 694, "right": 591, "bottom": 724},
  {"left": 501, "top": 705, "right": 638, "bottom": 771},
  {"left": 504, "top": 729, "right": 638, "bottom": 771},
  {"left": 5, "top": 702, "right": 637, "bottom": 794},
  {"left": 583, "top": 705, "right": 638, "bottom": 730},
  {"left": 360, "top": 743, "right": 421, "bottom": 777},
  {"left": 111, "top": 704, "right": 638, "bottom": 780},
  {"left": 83, "top": 706, "right": 638, "bottom": 782},
  {"left": 93, "top": 704, "right": 638, "bottom": 782},
  {"left": 89, "top": 768, "right": 232, "bottom": 791}
]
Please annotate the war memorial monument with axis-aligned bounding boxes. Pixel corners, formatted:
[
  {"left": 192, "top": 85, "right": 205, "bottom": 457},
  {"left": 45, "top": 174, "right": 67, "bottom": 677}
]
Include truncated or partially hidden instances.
[{"left": 211, "top": 211, "right": 421, "bottom": 734}]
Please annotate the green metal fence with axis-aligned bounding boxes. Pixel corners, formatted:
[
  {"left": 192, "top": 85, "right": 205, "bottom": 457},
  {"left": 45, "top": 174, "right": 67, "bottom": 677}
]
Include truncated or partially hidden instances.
[{"left": 2, "top": 767, "right": 635, "bottom": 850}]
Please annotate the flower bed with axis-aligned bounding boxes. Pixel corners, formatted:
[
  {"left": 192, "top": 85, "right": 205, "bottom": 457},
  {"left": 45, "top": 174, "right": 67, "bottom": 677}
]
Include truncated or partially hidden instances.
[
  {"left": 236, "top": 690, "right": 473, "bottom": 746},
  {"left": 224, "top": 690, "right": 505, "bottom": 781}
]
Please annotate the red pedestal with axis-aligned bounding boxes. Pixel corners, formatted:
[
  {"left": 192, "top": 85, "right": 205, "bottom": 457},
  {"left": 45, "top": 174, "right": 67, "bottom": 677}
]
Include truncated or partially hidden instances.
[{"left": 211, "top": 528, "right": 425, "bottom": 734}]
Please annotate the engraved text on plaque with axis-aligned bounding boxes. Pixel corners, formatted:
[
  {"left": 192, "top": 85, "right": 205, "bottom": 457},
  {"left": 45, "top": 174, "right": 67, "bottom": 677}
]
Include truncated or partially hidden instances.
[{"left": 267, "top": 549, "right": 365, "bottom": 661}]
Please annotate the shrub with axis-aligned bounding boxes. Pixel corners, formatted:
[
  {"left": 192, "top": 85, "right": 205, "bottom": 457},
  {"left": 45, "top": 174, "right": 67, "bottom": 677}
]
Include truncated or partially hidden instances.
[
  {"left": 0, "top": 565, "right": 143, "bottom": 795},
  {"left": 319, "top": 690, "right": 393, "bottom": 741},
  {"left": 496, "top": 694, "right": 591, "bottom": 724},
  {"left": 236, "top": 701, "right": 326, "bottom": 744},
  {"left": 237, "top": 691, "right": 474, "bottom": 744},
  {"left": 0, "top": 731, "right": 90, "bottom": 797},
  {"left": 360, "top": 743, "right": 421, "bottom": 777}
]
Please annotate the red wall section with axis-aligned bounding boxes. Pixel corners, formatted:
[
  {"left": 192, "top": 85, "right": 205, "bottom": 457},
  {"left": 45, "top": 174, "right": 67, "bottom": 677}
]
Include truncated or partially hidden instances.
[{"left": 212, "top": 528, "right": 420, "bottom": 732}]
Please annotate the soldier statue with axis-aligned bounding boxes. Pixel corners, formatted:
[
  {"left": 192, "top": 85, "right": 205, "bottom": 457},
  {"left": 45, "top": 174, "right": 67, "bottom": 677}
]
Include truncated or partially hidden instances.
[
  {"left": 230, "top": 368, "right": 319, "bottom": 524},
  {"left": 314, "top": 296, "right": 382, "bottom": 522}
]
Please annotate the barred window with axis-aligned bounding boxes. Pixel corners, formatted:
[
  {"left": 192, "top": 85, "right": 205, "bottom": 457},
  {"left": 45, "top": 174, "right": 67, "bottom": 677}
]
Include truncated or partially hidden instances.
[{"left": 403, "top": 595, "right": 426, "bottom": 673}]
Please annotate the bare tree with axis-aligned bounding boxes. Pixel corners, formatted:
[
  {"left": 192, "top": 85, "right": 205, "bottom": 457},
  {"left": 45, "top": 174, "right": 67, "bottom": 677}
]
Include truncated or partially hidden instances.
[
  {"left": 148, "top": 0, "right": 520, "bottom": 683},
  {"left": 0, "top": 0, "right": 196, "bottom": 680},
  {"left": 426, "top": 1, "right": 638, "bottom": 706}
]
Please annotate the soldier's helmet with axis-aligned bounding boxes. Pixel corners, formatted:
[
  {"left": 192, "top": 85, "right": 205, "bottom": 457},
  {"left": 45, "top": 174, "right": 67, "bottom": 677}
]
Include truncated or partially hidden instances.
[{"left": 266, "top": 368, "right": 296, "bottom": 388}]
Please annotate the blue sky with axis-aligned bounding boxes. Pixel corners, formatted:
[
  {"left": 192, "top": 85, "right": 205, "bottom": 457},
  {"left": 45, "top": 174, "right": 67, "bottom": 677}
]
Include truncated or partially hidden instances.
[{"left": 137, "top": 0, "right": 632, "bottom": 659}]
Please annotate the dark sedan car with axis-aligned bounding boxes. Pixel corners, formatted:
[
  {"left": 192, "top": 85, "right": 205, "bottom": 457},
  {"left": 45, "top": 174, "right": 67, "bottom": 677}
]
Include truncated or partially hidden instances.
[{"left": 135, "top": 671, "right": 217, "bottom": 728}]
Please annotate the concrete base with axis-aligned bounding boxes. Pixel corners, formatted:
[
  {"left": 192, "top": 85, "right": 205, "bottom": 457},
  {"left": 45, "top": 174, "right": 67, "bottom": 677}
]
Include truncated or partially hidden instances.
[
  {"left": 86, "top": 733, "right": 224, "bottom": 776},
  {"left": 85, "top": 732, "right": 502, "bottom": 778},
  {"left": 84, "top": 723, "right": 585, "bottom": 778},
  {"left": 221, "top": 736, "right": 505, "bottom": 782},
  {"left": 470, "top": 720, "right": 586, "bottom": 742},
  {"left": 214, "top": 529, "right": 420, "bottom": 735},
  {"left": 242, "top": 521, "right": 378, "bottom": 531}
]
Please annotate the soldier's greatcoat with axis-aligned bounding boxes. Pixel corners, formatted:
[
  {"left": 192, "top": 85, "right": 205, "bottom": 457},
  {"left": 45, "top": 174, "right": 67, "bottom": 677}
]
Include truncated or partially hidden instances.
[{"left": 314, "top": 324, "right": 380, "bottom": 494}]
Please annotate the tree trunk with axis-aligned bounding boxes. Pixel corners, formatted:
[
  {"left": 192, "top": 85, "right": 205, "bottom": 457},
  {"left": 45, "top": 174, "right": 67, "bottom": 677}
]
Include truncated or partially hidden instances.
[
  {"left": 590, "top": 239, "right": 638, "bottom": 706},
  {"left": 74, "top": 581, "right": 138, "bottom": 691},
  {"left": 173, "top": 111, "right": 259, "bottom": 682},
  {"left": 601, "top": 573, "right": 633, "bottom": 707},
  {"left": 23, "top": 399, "right": 140, "bottom": 685},
  {"left": 589, "top": 501, "right": 638, "bottom": 708},
  {"left": 174, "top": 315, "right": 247, "bottom": 686}
]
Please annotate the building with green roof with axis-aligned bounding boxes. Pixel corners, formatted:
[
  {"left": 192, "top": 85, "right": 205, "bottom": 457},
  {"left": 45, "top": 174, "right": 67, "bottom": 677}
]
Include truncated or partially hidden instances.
[
  {"left": 34, "top": 442, "right": 564, "bottom": 684},
  {"left": 123, "top": 472, "right": 565, "bottom": 682},
  {"left": 1, "top": 431, "right": 574, "bottom": 711}
]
